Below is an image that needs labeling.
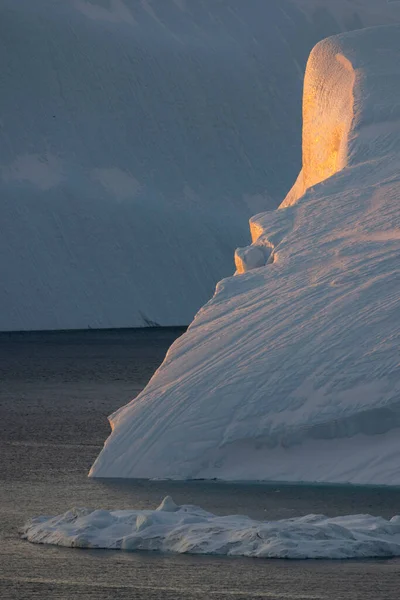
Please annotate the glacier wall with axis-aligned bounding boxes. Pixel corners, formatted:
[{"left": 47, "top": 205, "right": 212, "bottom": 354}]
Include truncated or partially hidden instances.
[
  {"left": 90, "top": 25, "right": 400, "bottom": 485},
  {"left": 1, "top": 0, "right": 400, "bottom": 331}
]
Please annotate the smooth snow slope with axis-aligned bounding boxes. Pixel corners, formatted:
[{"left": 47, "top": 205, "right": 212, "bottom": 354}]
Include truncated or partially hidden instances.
[
  {"left": 90, "top": 25, "right": 400, "bottom": 485},
  {"left": 22, "top": 496, "right": 400, "bottom": 560},
  {"left": 1, "top": 1, "right": 400, "bottom": 331}
]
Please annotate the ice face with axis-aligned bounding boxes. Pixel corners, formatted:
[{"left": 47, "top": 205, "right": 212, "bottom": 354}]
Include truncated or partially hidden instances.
[{"left": 90, "top": 25, "right": 400, "bottom": 486}]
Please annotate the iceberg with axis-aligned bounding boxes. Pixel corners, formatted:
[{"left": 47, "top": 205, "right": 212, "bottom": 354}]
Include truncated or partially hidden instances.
[
  {"left": 1, "top": 1, "right": 400, "bottom": 331},
  {"left": 90, "top": 25, "right": 400, "bottom": 486},
  {"left": 22, "top": 496, "right": 400, "bottom": 559}
]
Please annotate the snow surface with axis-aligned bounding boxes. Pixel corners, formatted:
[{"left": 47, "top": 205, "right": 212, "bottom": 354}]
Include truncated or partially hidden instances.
[
  {"left": 2, "top": 1, "right": 400, "bottom": 330},
  {"left": 22, "top": 496, "right": 400, "bottom": 560},
  {"left": 90, "top": 25, "right": 400, "bottom": 486}
]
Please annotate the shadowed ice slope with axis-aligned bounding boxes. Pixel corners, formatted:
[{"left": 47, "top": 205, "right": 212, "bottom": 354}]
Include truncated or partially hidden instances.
[
  {"left": 90, "top": 25, "right": 400, "bottom": 485},
  {"left": 1, "top": 0, "right": 400, "bottom": 330}
]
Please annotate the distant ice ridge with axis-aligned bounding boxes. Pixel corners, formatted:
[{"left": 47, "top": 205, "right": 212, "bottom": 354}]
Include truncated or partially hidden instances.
[
  {"left": 22, "top": 496, "right": 400, "bottom": 560},
  {"left": 90, "top": 25, "right": 400, "bottom": 486},
  {"left": 1, "top": 1, "right": 400, "bottom": 331}
]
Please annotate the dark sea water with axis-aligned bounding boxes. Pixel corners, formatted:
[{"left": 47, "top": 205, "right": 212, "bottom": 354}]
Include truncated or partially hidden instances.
[{"left": 1, "top": 329, "right": 400, "bottom": 600}]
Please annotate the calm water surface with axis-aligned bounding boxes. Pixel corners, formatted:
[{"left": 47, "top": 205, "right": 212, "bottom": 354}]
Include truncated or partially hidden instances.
[{"left": 1, "top": 329, "right": 400, "bottom": 600}]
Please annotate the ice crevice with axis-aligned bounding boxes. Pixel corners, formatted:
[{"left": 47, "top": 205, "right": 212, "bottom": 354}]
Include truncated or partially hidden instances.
[
  {"left": 234, "top": 243, "right": 272, "bottom": 274},
  {"left": 234, "top": 205, "right": 296, "bottom": 274}
]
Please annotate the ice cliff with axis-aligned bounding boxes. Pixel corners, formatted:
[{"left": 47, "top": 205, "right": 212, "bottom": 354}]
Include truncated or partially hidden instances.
[
  {"left": 1, "top": 1, "right": 399, "bottom": 331},
  {"left": 90, "top": 25, "right": 400, "bottom": 485}
]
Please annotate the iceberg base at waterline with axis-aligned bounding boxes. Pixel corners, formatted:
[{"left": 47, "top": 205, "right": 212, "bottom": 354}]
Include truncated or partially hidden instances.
[{"left": 22, "top": 496, "right": 400, "bottom": 560}]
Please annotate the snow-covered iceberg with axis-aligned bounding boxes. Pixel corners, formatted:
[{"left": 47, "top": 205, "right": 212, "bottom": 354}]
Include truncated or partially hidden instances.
[
  {"left": 1, "top": 1, "right": 400, "bottom": 330},
  {"left": 90, "top": 25, "right": 400, "bottom": 486},
  {"left": 22, "top": 496, "right": 400, "bottom": 559}
]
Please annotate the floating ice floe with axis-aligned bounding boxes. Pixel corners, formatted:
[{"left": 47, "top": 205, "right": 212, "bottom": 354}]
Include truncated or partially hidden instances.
[{"left": 22, "top": 496, "right": 400, "bottom": 560}]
